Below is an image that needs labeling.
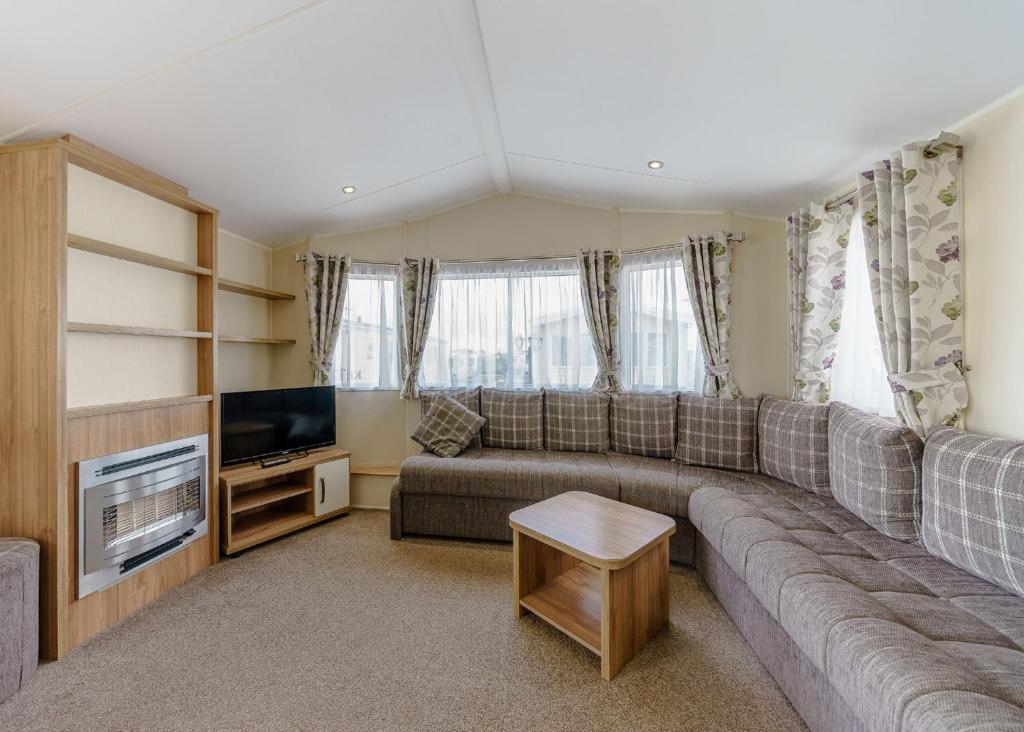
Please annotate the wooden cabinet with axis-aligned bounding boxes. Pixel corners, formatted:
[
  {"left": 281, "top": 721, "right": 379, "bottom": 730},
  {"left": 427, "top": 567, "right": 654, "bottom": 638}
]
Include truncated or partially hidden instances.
[{"left": 314, "top": 457, "right": 350, "bottom": 516}]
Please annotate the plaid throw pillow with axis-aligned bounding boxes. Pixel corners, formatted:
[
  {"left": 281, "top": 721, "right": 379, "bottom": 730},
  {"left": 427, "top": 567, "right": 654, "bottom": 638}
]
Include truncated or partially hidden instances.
[
  {"left": 922, "top": 428, "right": 1024, "bottom": 596},
  {"left": 758, "top": 395, "right": 831, "bottom": 495},
  {"left": 829, "top": 402, "right": 924, "bottom": 543},
  {"left": 609, "top": 392, "right": 677, "bottom": 458},
  {"left": 411, "top": 395, "right": 486, "bottom": 457},
  {"left": 421, "top": 387, "right": 482, "bottom": 447},
  {"left": 674, "top": 393, "right": 759, "bottom": 472},
  {"left": 543, "top": 389, "right": 610, "bottom": 453},
  {"left": 480, "top": 389, "right": 544, "bottom": 450}
]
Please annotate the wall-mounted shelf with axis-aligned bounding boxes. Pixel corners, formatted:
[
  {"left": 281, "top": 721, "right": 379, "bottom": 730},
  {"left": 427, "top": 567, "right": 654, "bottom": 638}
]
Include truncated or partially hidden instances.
[
  {"left": 218, "top": 278, "right": 294, "bottom": 301},
  {"left": 67, "top": 394, "right": 214, "bottom": 419},
  {"left": 218, "top": 335, "right": 296, "bottom": 345},
  {"left": 67, "top": 322, "right": 213, "bottom": 339},
  {"left": 67, "top": 233, "right": 212, "bottom": 277},
  {"left": 351, "top": 463, "right": 400, "bottom": 477}
]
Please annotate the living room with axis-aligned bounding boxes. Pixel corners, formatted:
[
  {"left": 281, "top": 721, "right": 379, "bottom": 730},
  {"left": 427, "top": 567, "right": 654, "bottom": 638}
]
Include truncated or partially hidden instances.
[{"left": 1, "top": 2, "right": 1022, "bottom": 730}]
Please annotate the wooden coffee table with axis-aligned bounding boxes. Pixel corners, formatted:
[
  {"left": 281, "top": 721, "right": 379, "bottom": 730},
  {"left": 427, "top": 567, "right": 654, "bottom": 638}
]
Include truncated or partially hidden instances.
[{"left": 509, "top": 491, "right": 676, "bottom": 680}]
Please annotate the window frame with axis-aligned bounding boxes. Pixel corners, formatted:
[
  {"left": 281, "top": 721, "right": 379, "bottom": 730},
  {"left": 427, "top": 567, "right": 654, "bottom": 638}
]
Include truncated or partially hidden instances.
[{"left": 333, "top": 262, "right": 402, "bottom": 392}]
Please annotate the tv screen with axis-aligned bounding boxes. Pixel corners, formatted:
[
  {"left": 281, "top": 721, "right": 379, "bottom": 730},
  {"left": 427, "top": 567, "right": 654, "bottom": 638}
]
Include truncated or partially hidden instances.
[{"left": 221, "top": 386, "right": 336, "bottom": 466}]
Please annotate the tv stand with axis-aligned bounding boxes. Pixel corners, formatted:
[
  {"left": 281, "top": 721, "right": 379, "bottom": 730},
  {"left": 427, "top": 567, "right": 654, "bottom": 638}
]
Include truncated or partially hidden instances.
[{"left": 220, "top": 446, "right": 351, "bottom": 554}]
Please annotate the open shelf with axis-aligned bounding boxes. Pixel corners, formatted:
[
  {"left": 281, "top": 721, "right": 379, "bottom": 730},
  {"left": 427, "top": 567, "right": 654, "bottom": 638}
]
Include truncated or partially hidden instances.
[
  {"left": 231, "top": 483, "right": 311, "bottom": 514},
  {"left": 67, "top": 394, "right": 213, "bottom": 419},
  {"left": 218, "top": 335, "right": 296, "bottom": 344},
  {"left": 231, "top": 505, "right": 311, "bottom": 545},
  {"left": 351, "top": 463, "right": 400, "bottom": 477},
  {"left": 519, "top": 563, "right": 602, "bottom": 654},
  {"left": 218, "top": 278, "right": 294, "bottom": 301},
  {"left": 67, "top": 322, "right": 213, "bottom": 339},
  {"left": 67, "top": 233, "right": 212, "bottom": 277}
]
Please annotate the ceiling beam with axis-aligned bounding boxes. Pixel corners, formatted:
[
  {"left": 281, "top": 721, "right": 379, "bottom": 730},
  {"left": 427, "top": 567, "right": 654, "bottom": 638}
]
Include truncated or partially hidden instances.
[{"left": 435, "top": 0, "right": 512, "bottom": 194}]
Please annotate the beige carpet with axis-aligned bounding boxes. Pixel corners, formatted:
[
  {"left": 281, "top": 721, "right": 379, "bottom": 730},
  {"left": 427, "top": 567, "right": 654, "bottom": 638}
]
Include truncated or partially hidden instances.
[{"left": 0, "top": 511, "right": 805, "bottom": 731}]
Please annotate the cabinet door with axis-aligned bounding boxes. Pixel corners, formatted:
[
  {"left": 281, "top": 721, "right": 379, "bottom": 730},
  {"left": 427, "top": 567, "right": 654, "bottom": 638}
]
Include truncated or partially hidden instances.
[{"left": 314, "top": 458, "right": 350, "bottom": 516}]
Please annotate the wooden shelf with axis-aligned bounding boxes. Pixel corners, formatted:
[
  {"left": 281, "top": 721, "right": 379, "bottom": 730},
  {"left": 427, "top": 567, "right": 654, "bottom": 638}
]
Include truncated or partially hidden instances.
[
  {"left": 67, "top": 322, "right": 213, "bottom": 339},
  {"left": 218, "top": 335, "right": 296, "bottom": 344},
  {"left": 67, "top": 394, "right": 213, "bottom": 419},
  {"left": 67, "top": 233, "right": 212, "bottom": 277},
  {"left": 218, "top": 278, "right": 294, "bottom": 301},
  {"left": 227, "top": 505, "right": 350, "bottom": 554},
  {"left": 519, "top": 563, "right": 602, "bottom": 654},
  {"left": 231, "top": 483, "right": 311, "bottom": 514},
  {"left": 351, "top": 463, "right": 400, "bottom": 477}
]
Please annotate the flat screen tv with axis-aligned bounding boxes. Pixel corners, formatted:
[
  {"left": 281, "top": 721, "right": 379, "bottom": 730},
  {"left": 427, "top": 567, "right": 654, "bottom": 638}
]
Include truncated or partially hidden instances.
[{"left": 221, "top": 386, "right": 336, "bottom": 467}]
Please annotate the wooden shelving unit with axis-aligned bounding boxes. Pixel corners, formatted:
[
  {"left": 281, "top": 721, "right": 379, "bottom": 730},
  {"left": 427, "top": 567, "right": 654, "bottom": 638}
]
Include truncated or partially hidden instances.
[
  {"left": 67, "top": 322, "right": 213, "bottom": 339},
  {"left": 218, "top": 278, "right": 294, "bottom": 300},
  {"left": 0, "top": 134, "right": 221, "bottom": 659},
  {"left": 220, "top": 447, "right": 351, "bottom": 554},
  {"left": 67, "top": 233, "right": 212, "bottom": 276},
  {"left": 218, "top": 335, "right": 296, "bottom": 344}
]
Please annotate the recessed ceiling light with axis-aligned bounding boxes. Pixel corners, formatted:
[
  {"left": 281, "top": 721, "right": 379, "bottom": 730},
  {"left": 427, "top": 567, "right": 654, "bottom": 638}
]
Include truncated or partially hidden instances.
[
  {"left": 647, "top": 160, "right": 664, "bottom": 170},
  {"left": 341, "top": 185, "right": 357, "bottom": 194}
]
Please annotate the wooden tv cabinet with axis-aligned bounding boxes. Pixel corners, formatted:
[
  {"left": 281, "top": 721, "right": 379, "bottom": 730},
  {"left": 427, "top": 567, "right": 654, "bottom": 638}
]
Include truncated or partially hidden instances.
[{"left": 219, "top": 447, "right": 351, "bottom": 554}]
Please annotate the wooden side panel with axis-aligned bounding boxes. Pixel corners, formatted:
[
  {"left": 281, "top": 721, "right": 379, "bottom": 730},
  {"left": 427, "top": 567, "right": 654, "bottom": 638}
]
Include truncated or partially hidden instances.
[
  {"left": 65, "top": 402, "right": 211, "bottom": 653},
  {"left": 601, "top": 539, "right": 669, "bottom": 681},
  {"left": 197, "top": 211, "right": 219, "bottom": 563},
  {"left": 0, "top": 147, "right": 69, "bottom": 659}
]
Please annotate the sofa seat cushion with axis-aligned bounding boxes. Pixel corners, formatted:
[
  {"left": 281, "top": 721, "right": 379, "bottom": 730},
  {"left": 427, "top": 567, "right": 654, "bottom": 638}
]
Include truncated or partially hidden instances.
[
  {"left": 398, "top": 448, "right": 618, "bottom": 502},
  {"left": 607, "top": 452, "right": 746, "bottom": 518},
  {"left": 922, "top": 428, "right": 1024, "bottom": 597},
  {"left": 691, "top": 482, "right": 1024, "bottom": 731}
]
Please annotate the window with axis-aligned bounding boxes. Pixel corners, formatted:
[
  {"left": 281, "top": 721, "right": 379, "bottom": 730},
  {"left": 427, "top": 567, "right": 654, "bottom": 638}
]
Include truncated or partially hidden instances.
[
  {"left": 619, "top": 249, "right": 703, "bottom": 392},
  {"left": 420, "top": 259, "right": 596, "bottom": 389},
  {"left": 334, "top": 263, "right": 400, "bottom": 390},
  {"left": 831, "top": 211, "right": 896, "bottom": 416}
]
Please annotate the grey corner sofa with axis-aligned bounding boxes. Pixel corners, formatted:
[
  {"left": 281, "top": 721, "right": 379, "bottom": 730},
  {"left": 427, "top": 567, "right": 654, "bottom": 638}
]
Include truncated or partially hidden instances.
[
  {"left": 0, "top": 538, "right": 39, "bottom": 703},
  {"left": 391, "top": 387, "right": 1024, "bottom": 732}
]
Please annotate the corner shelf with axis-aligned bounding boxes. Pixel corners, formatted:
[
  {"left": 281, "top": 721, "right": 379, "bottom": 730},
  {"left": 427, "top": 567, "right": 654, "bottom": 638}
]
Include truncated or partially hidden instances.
[
  {"left": 218, "top": 278, "right": 294, "bottom": 301},
  {"left": 68, "top": 322, "right": 213, "bottom": 339},
  {"left": 218, "top": 335, "right": 296, "bottom": 345},
  {"left": 67, "top": 233, "right": 212, "bottom": 277}
]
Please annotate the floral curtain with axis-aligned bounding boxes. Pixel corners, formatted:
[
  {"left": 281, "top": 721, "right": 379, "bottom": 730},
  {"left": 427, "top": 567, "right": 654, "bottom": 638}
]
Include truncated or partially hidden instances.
[
  {"left": 576, "top": 249, "right": 622, "bottom": 392},
  {"left": 787, "top": 202, "right": 855, "bottom": 403},
  {"left": 681, "top": 233, "right": 741, "bottom": 399},
  {"left": 304, "top": 252, "right": 351, "bottom": 386},
  {"left": 856, "top": 137, "right": 967, "bottom": 437},
  {"left": 398, "top": 257, "right": 440, "bottom": 399}
]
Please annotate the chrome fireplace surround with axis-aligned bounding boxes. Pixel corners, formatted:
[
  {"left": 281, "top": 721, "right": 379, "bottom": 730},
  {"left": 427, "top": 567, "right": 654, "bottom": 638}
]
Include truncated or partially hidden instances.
[{"left": 78, "top": 434, "right": 208, "bottom": 599}]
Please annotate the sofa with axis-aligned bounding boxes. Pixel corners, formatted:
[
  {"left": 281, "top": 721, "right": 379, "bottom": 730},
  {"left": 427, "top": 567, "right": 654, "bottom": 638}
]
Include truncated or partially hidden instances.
[
  {"left": 0, "top": 538, "right": 39, "bottom": 703},
  {"left": 391, "top": 387, "right": 1024, "bottom": 731}
]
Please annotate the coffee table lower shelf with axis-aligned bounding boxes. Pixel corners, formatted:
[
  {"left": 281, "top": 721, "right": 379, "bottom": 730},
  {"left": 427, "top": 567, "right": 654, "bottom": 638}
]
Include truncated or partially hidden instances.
[{"left": 518, "top": 563, "right": 602, "bottom": 654}]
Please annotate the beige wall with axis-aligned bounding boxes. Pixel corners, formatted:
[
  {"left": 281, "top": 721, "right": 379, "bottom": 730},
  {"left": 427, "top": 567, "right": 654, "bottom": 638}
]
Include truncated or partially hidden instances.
[
  {"left": 271, "top": 194, "right": 789, "bottom": 507},
  {"left": 218, "top": 230, "right": 275, "bottom": 393},
  {"left": 954, "top": 90, "right": 1024, "bottom": 438}
]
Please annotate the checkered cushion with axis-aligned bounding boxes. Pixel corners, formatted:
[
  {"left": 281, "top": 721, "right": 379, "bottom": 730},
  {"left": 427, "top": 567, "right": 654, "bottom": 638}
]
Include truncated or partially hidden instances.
[
  {"left": 609, "top": 392, "right": 677, "bottom": 458},
  {"left": 758, "top": 394, "right": 831, "bottom": 495},
  {"left": 480, "top": 389, "right": 544, "bottom": 450},
  {"left": 421, "top": 387, "right": 482, "bottom": 446},
  {"left": 543, "top": 389, "right": 610, "bottom": 453},
  {"left": 411, "top": 396, "right": 486, "bottom": 457},
  {"left": 829, "top": 402, "right": 924, "bottom": 543},
  {"left": 674, "top": 393, "right": 760, "bottom": 472},
  {"left": 922, "top": 428, "right": 1024, "bottom": 597}
]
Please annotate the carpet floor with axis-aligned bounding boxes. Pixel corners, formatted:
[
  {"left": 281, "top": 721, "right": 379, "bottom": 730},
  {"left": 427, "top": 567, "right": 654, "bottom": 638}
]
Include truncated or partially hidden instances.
[{"left": 0, "top": 510, "right": 805, "bottom": 731}]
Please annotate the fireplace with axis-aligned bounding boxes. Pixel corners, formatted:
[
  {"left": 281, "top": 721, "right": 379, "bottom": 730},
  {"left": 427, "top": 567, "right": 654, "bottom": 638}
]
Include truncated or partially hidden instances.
[{"left": 78, "top": 434, "right": 209, "bottom": 598}]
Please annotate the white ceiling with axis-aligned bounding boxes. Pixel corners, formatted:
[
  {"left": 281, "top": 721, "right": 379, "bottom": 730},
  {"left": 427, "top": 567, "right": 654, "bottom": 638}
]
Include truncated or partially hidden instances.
[{"left": 3, "top": 0, "right": 1023, "bottom": 246}]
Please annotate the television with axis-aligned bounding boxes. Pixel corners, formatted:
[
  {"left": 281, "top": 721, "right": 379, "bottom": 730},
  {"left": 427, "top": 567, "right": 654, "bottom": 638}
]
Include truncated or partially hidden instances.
[{"left": 221, "top": 386, "right": 336, "bottom": 467}]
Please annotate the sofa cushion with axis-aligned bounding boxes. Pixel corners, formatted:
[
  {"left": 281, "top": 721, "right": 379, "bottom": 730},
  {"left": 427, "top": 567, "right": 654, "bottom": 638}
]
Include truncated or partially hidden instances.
[
  {"left": 480, "top": 389, "right": 543, "bottom": 450},
  {"left": 690, "top": 480, "right": 1024, "bottom": 731},
  {"left": 608, "top": 391, "right": 677, "bottom": 458},
  {"left": 674, "top": 393, "right": 760, "bottom": 472},
  {"left": 411, "top": 395, "right": 486, "bottom": 457},
  {"left": 922, "top": 428, "right": 1024, "bottom": 597},
  {"left": 542, "top": 389, "right": 609, "bottom": 453},
  {"left": 828, "top": 401, "right": 924, "bottom": 544},
  {"left": 421, "top": 387, "right": 482, "bottom": 446},
  {"left": 398, "top": 448, "right": 618, "bottom": 501},
  {"left": 607, "top": 452, "right": 746, "bottom": 518},
  {"left": 758, "top": 395, "right": 831, "bottom": 495}
]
